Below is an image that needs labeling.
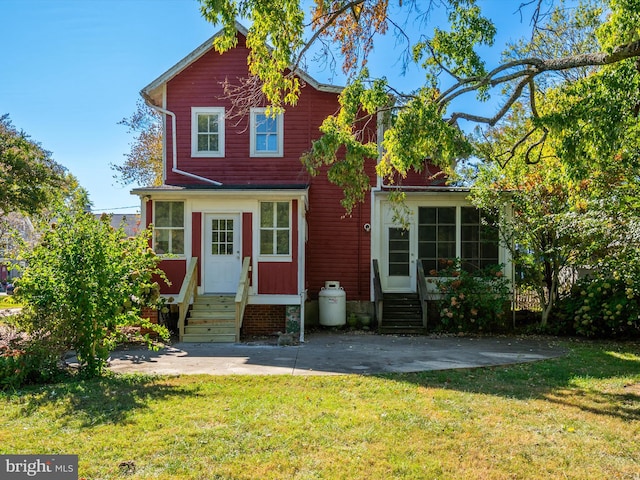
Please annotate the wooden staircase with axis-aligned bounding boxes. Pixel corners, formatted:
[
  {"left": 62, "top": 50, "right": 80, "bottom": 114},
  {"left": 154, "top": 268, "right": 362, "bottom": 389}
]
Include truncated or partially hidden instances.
[
  {"left": 182, "top": 294, "right": 237, "bottom": 343},
  {"left": 379, "top": 293, "right": 427, "bottom": 335}
]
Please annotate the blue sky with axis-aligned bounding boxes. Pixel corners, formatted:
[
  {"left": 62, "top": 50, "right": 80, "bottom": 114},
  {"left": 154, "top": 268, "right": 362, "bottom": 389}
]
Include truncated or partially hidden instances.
[{"left": 1, "top": 0, "right": 538, "bottom": 214}]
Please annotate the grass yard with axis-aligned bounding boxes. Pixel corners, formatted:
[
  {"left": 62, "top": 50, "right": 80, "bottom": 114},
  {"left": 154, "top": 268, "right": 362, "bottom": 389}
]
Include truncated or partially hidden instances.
[
  {"left": 0, "top": 295, "right": 20, "bottom": 309},
  {"left": 1, "top": 339, "right": 638, "bottom": 479}
]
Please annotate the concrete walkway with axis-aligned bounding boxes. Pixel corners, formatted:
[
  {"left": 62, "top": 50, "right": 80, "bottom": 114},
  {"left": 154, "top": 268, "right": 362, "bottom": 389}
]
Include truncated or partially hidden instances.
[{"left": 108, "top": 331, "right": 566, "bottom": 376}]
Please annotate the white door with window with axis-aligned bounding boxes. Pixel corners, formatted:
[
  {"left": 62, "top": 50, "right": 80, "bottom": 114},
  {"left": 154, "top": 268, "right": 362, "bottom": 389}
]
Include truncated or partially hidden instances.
[
  {"left": 383, "top": 225, "right": 415, "bottom": 292},
  {"left": 204, "top": 214, "right": 241, "bottom": 293}
]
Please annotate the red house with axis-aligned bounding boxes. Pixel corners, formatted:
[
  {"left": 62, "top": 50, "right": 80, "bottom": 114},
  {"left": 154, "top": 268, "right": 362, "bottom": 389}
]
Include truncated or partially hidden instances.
[{"left": 133, "top": 22, "right": 512, "bottom": 342}]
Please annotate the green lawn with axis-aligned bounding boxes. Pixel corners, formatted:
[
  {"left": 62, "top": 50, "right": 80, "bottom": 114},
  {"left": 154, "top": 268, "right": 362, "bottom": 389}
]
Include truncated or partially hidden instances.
[
  {"left": 0, "top": 296, "right": 21, "bottom": 309},
  {"left": 1, "top": 339, "right": 638, "bottom": 479}
]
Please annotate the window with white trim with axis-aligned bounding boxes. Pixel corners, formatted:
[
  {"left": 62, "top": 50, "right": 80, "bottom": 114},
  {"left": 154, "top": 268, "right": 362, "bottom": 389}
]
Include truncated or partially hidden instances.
[
  {"left": 418, "top": 206, "right": 498, "bottom": 275},
  {"left": 154, "top": 201, "right": 184, "bottom": 255},
  {"left": 460, "top": 206, "right": 499, "bottom": 272},
  {"left": 259, "top": 201, "right": 290, "bottom": 255},
  {"left": 418, "top": 207, "right": 456, "bottom": 275},
  {"left": 250, "top": 108, "right": 283, "bottom": 157},
  {"left": 192, "top": 107, "right": 225, "bottom": 157}
]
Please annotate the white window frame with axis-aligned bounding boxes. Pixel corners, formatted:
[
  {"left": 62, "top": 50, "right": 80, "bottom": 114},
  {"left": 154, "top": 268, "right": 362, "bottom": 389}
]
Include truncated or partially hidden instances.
[
  {"left": 153, "top": 201, "right": 185, "bottom": 257},
  {"left": 191, "top": 107, "right": 225, "bottom": 157},
  {"left": 258, "top": 201, "right": 291, "bottom": 260},
  {"left": 417, "top": 205, "right": 499, "bottom": 276},
  {"left": 250, "top": 107, "right": 283, "bottom": 157}
]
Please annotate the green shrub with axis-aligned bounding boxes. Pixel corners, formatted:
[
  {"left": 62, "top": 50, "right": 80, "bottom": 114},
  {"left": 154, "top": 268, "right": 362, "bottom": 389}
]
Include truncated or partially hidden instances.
[
  {"left": 430, "top": 260, "right": 511, "bottom": 333},
  {"left": 0, "top": 325, "right": 62, "bottom": 389},
  {"left": 15, "top": 211, "right": 169, "bottom": 378},
  {"left": 557, "top": 274, "right": 640, "bottom": 338}
]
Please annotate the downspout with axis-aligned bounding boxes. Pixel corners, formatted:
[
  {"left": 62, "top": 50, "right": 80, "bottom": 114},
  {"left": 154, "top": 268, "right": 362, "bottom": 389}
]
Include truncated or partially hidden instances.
[
  {"left": 142, "top": 94, "right": 223, "bottom": 186},
  {"left": 300, "top": 289, "right": 306, "bottom": 343},
  {"left": 299, "top": 193, "right": 308, "bottom": 343}
]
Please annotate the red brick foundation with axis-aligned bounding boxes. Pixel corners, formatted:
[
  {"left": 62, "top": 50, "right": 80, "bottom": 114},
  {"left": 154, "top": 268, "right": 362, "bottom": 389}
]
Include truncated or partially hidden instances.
[
  {"left": 241, "top": 304, "right": 286, "bottom": 336},
  {"left": 139, "top": 306, "right": 159, "bottom": 336},
  {"left": 140, "top": 307, "right": 159, "bottom": 324}
]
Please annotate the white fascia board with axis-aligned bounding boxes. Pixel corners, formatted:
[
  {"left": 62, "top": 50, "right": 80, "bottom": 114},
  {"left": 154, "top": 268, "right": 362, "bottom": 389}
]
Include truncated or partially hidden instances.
[
  {"left": 248, "top": 294, "right": 303, "bottom": 305},
  {"left": 130, "top": 187, "right": 309, "bottom": 200}
]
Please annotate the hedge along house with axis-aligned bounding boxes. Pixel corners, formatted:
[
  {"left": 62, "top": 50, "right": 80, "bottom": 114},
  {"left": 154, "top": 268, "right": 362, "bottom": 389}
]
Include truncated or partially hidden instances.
[{"left": 133, "top": 22, "right": 512, "bottom": 342}]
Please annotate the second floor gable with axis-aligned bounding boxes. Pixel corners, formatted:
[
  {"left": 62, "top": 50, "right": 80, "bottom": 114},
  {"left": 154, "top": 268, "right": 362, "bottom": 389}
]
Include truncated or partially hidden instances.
[
  {"left": 142, "top": 23, "right": 345, "bottom": 188},
  {"left": 142, "top": 22, "right": 453, "bottom": 192}
]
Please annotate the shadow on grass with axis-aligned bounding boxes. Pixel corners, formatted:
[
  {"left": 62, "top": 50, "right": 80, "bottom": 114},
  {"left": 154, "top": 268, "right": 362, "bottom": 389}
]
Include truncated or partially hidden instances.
[
  {"left": 385, "top": 339, "right": 640, "bottom": 422},
  {"left": 14, "top": 373, "right": 192, "bottom": 427},
  {"left": 543, "top": 384, "right": 640, "bottom": 421}
]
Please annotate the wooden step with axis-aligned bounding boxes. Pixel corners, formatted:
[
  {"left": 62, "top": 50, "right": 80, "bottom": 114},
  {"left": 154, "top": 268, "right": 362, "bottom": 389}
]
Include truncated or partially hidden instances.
[
  {"left": 181, "top": 333, "right": 237, "bottom": 343},
  {"left": 188, "top": 317, "right": 235, "bottom": 325},
  {"left": 183, "top": 322, "right": 236, "bottom": 343},
  {"left": 188, "top": 310, "right": 235, "bottom": 321},
  {"left": 380, "top": 293, "right": 426, "bottom": 335},
  {"left": 193, "top": 294, "right": 234, "bottom": 304},
  {"left": 379, "top": 324, "right": 427, "bottom": 335},
  {"left": 182, "top": 294, "right": 237, "bottom": 343}
]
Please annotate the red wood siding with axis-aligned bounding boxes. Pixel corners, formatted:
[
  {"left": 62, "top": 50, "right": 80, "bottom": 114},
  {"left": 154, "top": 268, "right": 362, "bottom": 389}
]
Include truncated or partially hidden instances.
[
  {"left": 306, "top": 165, "right": 375, "bottom": 302},
  {"left": 192, "top": 212, "right": 202, "bottom": 285},
  {"left": 157, "top": 259, "right": 186, "bottom": 295},
  {"left": 165, "top": 34, "right": 338, "bottom": 187},
  {"left": 158, "top": 31, "right": 377, "bottom": 301},
  {"left": 257, "top": 200, "right": 298, "bottom": 294},
  {"left": 385, "top": 161, "right": 448, "bottom": 187}
]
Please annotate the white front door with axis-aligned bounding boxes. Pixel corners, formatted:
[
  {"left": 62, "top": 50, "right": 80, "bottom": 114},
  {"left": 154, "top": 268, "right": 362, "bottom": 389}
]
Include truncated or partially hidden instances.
[
  {"left": 383, "top": 225, "right": 415, "bottom": 292},
  {"left": 204, "top": 213, "right": 241, "bottom": 293}
]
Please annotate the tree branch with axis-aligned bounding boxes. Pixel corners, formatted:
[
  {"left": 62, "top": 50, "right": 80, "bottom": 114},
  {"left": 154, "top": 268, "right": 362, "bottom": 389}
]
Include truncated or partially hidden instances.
[
  {"left": 448, "top": 74, "right": 531, "bottom": 126},
  {"left": 440, "top": 39, "right": 640, "bottom": 126},
  {"left": 293, "top": 1, "right": 365, "bottom": 73}
]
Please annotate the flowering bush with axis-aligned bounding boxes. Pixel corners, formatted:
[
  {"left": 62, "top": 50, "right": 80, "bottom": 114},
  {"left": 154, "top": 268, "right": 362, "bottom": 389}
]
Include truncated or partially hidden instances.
[
  {"left": 557, "top": 272, "right": 640, "bottom": 338},
  {"left": 431, "top": 259, "right": 511, "bottom": 333},
  {"left": 0, "top": 324, "right": 61, "bottom": 389}
]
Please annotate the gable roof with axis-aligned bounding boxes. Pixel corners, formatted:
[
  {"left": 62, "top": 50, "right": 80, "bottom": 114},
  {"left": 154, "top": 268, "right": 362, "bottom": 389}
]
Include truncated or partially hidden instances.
[{"left": 142, "top": 20, "right": 342, "bottom": 106}]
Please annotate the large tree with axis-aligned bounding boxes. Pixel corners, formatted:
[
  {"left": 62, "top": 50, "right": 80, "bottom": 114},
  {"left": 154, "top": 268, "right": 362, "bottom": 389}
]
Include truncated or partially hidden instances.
[
  {"left": 200, "top": 0, "right": 640, "bottom": 210},
  {"left": 0, "top": 115, "right": 89, "bottom": 265},
  {"left": 471, "top": 117, "right": 636, "bottom": 326},
  {"left": 467, "top": 1, "right": 640, "bottom": 327},
  {"left": 0, "top": 115, "right": 69, "bottom": 216}
]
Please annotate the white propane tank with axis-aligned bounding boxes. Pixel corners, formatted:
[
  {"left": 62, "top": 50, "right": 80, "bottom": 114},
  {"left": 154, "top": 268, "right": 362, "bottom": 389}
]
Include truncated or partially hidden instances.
[{"left": 319, "top": 281, "right": 346, "bottom": 327}]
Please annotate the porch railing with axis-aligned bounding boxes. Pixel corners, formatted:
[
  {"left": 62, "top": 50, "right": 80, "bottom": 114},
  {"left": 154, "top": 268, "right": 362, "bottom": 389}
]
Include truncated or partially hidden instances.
[
  {"left": 176, "top": 257, "right": 198, "bottom": 342},
  {"left": 372, "top": 259, "right": 383, "bottom": 328},
  {"left": 234, "top": 257, "right": 252, "bottom": 342},
  {"left": 416, "top": 259, "right": 428, "bottom": 329}
]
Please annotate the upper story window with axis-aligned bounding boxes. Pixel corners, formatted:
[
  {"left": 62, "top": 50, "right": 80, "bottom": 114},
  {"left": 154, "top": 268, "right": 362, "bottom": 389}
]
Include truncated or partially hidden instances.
[
  {"left": 192, "top": 107, "right": 225, "bottom": 157},
  {"left": 154, "top": 201, "right": 184, "bottom": 255},
  {"left": 250, "top": 108, "right": 283, "bottom": 157},
  {"left": 259, "top": 201, "right": 290, "bottom": 256}
]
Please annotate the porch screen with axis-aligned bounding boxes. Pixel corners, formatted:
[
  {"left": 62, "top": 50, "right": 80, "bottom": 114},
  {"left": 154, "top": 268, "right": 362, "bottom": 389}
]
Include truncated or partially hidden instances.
[
  {"left": 460, "top": 207, "right": 499, "bottom": 272},
  {"left": 418, "top": 206, "right": 499, "bottom": 275},
  {"left": 418, "top": 207, "right": 456, "bottom": 275}
]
